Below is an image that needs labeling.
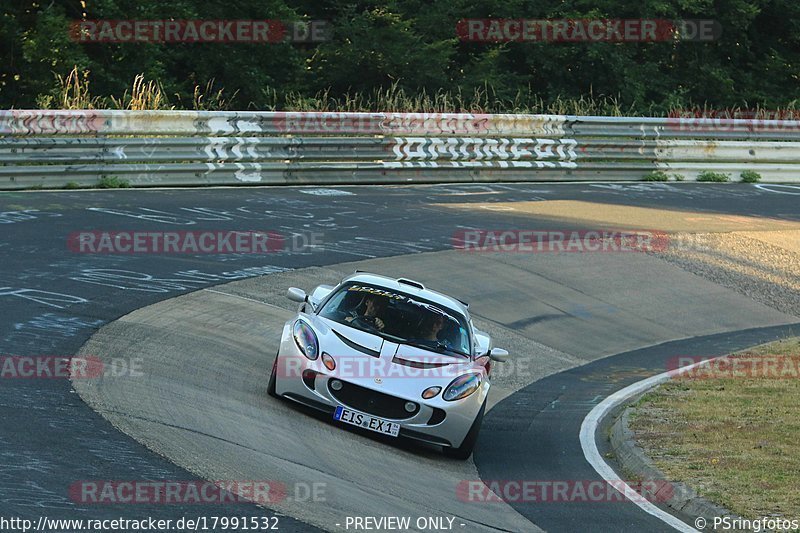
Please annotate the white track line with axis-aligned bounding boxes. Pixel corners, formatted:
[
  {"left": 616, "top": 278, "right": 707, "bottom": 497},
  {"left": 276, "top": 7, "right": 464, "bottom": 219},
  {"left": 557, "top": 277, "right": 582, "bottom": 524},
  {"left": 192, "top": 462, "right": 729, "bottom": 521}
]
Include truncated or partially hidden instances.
[{"left": 579, "top": 358, "right": 725, "bottom": 532}]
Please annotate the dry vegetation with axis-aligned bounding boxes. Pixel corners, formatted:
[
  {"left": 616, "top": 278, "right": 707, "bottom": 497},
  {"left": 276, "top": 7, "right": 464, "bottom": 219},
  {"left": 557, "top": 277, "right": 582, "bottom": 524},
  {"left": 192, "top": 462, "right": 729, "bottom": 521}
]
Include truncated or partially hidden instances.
[{"left": 630, "top": 338, "right": 800, "bottom": 519}]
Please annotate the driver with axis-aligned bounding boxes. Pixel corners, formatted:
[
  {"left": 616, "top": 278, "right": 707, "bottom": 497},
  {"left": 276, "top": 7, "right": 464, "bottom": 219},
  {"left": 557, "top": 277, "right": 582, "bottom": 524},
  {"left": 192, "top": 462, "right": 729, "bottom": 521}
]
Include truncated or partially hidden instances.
[{"left": 345, "top": 293, "right": 386, "bottom": 332}]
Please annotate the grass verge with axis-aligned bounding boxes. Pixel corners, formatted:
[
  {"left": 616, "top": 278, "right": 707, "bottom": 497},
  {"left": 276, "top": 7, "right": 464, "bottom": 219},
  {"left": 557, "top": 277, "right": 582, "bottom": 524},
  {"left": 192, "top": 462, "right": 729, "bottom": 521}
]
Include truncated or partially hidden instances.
[
  {"left": 697, "top": 171, "right": 731, "bottom": 182},
  {"left": 740, "top": 170, "right": 762, "bottom": 183},
  {"left": 629, "top": 337, "right": 800, "bottom": 519},
  {"left": 642, "top": 170, "right": 669, "bottom": 181},
  {"left": 97, "top": 176, "right": 130, "bottom": 189}
]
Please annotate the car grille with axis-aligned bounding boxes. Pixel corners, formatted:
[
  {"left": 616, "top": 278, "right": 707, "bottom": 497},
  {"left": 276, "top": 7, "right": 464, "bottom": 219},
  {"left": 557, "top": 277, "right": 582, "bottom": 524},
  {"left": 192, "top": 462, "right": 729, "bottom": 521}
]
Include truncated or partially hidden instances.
[{"left": 328, "top": 380, "right": 419, "bottom": 420}]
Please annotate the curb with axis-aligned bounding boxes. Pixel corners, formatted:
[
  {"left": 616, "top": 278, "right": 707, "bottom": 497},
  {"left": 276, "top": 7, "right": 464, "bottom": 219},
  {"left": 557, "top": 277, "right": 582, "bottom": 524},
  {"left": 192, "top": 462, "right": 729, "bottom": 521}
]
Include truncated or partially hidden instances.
[{"left": 609, "top": 400, "right": 740, "bottom": 523}]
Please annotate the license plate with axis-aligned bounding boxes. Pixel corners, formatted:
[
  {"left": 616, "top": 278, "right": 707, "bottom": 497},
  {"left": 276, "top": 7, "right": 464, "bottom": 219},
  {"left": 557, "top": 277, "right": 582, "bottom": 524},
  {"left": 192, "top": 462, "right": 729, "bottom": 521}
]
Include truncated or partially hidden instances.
[{"left": 334, "top": 406, "right": 399, "bottom": 437}]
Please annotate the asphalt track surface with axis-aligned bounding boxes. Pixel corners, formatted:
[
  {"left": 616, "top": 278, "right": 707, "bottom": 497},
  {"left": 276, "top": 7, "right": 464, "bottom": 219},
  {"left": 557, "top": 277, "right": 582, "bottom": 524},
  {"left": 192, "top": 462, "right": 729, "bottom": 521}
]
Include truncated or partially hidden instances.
[
  {"left": 478, "top": 323, "right": 800, "bottom": 533},
  {"left": 1, "top": 182, "right": 799, "bottom": 532}
]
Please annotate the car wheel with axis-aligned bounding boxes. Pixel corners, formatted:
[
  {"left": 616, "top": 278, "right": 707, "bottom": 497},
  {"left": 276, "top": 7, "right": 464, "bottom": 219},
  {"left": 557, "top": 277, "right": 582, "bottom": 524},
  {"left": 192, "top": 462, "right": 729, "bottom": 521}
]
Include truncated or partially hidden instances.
[
  {"left": 267, "top": 356, "right": 279, "bottom": 398},
  {"left": 443, "top": 400, "right": 486, "bottom": 460}
]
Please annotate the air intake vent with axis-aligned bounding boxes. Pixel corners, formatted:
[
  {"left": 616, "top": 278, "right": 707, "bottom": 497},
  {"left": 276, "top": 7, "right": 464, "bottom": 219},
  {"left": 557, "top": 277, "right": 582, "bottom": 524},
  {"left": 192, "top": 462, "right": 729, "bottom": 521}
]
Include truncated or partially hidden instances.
[
  {"left": 397, "top": 278, "right": 425, "bottom": 290},
  {"left": 428, "top": 408, "right": 446, "bottom": 425},
  {"left": 332, "top": 329, "right": 381, "bottom": 358},
  {"left": 329, "top": 381, "right": 419, "bottom": 420},
  {"left": 392, "top": 355, "right": 450, "bottom": 369}
]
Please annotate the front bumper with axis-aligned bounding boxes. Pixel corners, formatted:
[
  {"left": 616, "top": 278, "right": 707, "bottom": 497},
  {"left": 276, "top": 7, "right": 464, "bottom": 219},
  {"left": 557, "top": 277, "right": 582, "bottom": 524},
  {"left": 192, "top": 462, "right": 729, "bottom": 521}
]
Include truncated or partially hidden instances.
[{"left": 273, "top": 326, "right": 487, "bottom": 449}]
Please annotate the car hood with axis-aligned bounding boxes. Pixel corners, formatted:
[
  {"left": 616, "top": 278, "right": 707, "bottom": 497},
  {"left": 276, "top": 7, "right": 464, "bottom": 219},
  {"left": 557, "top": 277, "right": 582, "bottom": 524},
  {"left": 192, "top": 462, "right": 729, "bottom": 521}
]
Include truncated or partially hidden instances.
[
  {"left": 318, "top": 316, "right": 384, "bottom": 356},
  {"left": 314, "top": 316, "right": 479, "bottom": 389},
  {"left": 392, "top": 344, "right": 470, "bottom": 368}
]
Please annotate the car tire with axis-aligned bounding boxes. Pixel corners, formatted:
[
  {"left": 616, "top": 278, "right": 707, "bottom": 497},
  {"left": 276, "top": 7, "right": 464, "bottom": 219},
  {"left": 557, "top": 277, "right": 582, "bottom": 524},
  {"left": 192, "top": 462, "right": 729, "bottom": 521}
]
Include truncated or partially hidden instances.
[
  {"left": 443, "top": 400, "right": 486, "bottom": 460},
  {"left": 267, "top": 356, "right": 279, "bottom": 398}
]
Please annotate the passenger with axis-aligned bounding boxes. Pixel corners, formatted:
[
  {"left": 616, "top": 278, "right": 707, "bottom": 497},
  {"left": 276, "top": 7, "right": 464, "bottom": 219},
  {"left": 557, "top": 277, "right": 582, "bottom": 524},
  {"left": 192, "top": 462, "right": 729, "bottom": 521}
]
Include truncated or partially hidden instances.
[
  {"left": 418, "top": 313, "right": 446, "bottom": 342},
  {"left": 413, "top": 311, "right": 462, "bottom": 352}
]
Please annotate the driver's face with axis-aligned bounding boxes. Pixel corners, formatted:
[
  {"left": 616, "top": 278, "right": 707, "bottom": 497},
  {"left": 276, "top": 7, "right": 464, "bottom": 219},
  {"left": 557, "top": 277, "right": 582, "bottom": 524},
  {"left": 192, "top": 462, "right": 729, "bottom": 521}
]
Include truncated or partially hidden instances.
[{"left": 364, "top": 296, "right": 380, "bottom": 315}]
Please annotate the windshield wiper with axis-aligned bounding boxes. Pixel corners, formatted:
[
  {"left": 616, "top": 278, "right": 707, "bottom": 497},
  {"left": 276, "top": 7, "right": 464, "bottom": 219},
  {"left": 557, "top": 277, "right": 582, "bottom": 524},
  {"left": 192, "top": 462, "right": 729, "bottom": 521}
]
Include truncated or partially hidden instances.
[
  {"left": 403, "top": 340, "right": 469, "bottom": 359},
  {"left": 333, "top": 318, "right": 406, "bottom": 344}
]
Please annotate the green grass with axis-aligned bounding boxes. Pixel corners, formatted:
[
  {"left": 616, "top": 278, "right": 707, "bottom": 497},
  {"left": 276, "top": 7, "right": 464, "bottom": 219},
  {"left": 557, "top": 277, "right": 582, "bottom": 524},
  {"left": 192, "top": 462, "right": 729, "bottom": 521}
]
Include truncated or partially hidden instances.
[
  {"left": 97, "top": 176, "right": 130, "bottom": 189},
  {"left": 696, "top": 171, "right": 731, "bottom": 182},
  {"left": 34, "top": 67, "right": 800, "bottom": 117},
  {"left": 629, "top": 338, "right": 800, "bottom": 519},
  {"left": 43, "top": 66, "right": 635, "bottom": 113},
  {"left": 642, "top": 170, "right": 670, "bottom": 182},
  {"left": 37, "top": 66, "right": 228, "bottom": 111},
  {"left": 740, "top": 170, "right": 762, "bottom": 183}
]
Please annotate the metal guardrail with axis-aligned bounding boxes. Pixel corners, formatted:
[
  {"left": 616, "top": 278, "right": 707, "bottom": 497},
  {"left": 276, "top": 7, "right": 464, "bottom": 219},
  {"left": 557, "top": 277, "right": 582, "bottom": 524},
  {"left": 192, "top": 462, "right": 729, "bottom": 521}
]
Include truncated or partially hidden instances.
[{"left": 1, "top": 110, "right": 799, "bottom": 188}]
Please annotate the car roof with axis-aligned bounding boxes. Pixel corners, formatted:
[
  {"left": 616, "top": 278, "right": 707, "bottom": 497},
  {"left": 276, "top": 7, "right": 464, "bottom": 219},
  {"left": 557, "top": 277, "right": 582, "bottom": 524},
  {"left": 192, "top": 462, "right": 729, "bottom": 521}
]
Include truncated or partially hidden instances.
[{"left": 341, "top": 272, "right": 471, "bottom": 319}]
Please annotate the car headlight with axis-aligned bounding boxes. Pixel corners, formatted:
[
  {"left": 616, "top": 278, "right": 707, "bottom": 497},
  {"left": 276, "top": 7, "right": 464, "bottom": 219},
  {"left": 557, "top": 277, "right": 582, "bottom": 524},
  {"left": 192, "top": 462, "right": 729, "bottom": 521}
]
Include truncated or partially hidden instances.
[
  {"left": 443, "top": 373, "right": 482, "bottom": 401},
  {"left": 293, "top": 320, "right": 319, "bottom": 360}
]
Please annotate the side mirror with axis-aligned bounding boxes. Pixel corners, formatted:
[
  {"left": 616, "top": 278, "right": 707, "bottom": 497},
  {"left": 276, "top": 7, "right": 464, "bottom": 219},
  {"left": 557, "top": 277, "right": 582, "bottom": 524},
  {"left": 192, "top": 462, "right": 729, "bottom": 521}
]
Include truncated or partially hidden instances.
[
  {"left": 489, "top": 348, "right": 509, "bottom": 363},
  {"left": 287, "top": 287, "right": 307, "bottom": 303}
]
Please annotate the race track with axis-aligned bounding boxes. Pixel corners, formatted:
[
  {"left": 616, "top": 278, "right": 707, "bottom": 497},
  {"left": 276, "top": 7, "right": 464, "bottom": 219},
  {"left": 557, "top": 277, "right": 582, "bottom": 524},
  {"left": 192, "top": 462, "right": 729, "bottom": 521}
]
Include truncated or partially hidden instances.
[{"left": 2, "top": 183, "right": 799, "bottom": 532}]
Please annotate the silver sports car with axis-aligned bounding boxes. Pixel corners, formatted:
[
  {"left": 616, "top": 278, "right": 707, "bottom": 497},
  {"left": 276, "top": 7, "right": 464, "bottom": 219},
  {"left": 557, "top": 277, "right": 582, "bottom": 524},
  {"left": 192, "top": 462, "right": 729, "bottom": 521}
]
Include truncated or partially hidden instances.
[{"left": 268, "top": 272, "right": 508, "bottom": 459}]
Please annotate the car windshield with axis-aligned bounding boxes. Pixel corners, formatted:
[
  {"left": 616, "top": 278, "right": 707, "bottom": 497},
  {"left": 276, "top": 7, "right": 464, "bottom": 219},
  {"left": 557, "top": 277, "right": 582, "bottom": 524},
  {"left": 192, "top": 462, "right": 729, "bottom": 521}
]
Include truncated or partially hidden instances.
[{"left": 318, "top": 283, "right": 471, "bottom": 358}]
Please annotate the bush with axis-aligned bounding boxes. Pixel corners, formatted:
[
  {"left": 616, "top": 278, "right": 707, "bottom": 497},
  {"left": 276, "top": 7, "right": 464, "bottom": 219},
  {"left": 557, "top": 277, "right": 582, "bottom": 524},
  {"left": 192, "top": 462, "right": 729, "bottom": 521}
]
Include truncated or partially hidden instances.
[
  {"left": 740, "top": 170, "right": 762, "bottom": 183},
  {"left": 63, "top": 181, "right": 81, "bottom": 189},
  {"left": 97, "top": 176, "right": 130, "bottom": 189},
  {"left": 672, "top": 174, "right": 686, "bottom": 181},
  {"left": 696, "top": 171, "right": 731, "bottom": 183},
  {"left": 642, "top": 170, "right": 669, "bottom": 181}
]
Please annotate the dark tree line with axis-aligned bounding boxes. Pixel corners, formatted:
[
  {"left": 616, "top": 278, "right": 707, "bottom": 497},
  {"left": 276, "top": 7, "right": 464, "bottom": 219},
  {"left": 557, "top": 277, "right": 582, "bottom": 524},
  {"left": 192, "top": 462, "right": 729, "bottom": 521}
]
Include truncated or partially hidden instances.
[{"left": 1, "top": 0, "right": 798, "bottom": 113}]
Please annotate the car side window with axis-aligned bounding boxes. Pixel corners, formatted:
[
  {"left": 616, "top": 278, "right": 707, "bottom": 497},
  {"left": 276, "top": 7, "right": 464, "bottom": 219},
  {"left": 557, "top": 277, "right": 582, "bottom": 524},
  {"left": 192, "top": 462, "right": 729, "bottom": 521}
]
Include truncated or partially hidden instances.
[{"left": 318, "top": 289, "right": 350, "bottom": 319}]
